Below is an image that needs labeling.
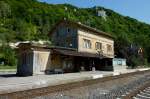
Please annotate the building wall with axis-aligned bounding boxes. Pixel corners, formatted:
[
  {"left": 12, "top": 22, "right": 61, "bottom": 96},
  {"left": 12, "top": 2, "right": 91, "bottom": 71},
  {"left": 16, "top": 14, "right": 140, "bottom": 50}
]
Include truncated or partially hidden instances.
[
  {"left": 113, "top": 58, "right": 126, "bottom": 66},
  {"left": 77, "top": 29, "right": 114, "bottom": 58},
  {"left": 17, "top": 49, "right": 33, "bottom": 76},
  {"left": 51, "top": 23, "right": 78, "bottom": 49},
  {"left": 17, "top": 45, "right": 52, "bottom": 76},
  {"left": 51, "top": 23, "right": 114, "bottom": 59},
  {"left": 51, "top": 54, "right": 74, "bottom": 73},
  {"left": 33, "top": 50, "right": 51, "bottom": 74},
  {"left": 113, "top": 58, "right": 127, "bottom": 71},
  {"left": 51, "top": 54, "right": 62, "bottom": 69}
]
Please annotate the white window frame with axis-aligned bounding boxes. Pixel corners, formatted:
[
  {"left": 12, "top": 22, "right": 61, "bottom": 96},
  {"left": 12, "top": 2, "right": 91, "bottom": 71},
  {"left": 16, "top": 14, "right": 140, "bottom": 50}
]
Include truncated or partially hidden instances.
[
  {"left": 83, "top": 39, "right": 92, "bottom": 49},
  {"left": 95, "top": 42, "right": 102, "bottom": 50}
]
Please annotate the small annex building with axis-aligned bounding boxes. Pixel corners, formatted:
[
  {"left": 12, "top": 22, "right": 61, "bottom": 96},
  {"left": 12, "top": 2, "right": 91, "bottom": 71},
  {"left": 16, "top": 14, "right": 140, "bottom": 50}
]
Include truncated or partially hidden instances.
[{"left": 17, "top": 19, "right": 126, "bottom": 76}]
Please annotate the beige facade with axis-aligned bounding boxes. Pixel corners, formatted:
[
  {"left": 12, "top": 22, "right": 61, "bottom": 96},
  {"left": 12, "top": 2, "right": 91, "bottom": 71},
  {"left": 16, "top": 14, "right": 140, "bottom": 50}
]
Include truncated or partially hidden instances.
[
  {"left": 33, "top": 50, "right": 51, "bottom": 74},
  {"left": 50, "top": 20, "right": 114, "bottom": 59},
  {"left": 17, "top": 43, "right": 52, "bottom": 76},
  {"left": 78, "top": 29, "right": 114, "bottom": 58}
]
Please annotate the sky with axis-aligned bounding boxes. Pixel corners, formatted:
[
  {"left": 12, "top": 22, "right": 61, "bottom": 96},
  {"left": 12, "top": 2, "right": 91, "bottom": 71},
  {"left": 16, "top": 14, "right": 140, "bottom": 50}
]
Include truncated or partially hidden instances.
[{"left": 39, "top": 0, "right": 150, "bottom": 24}]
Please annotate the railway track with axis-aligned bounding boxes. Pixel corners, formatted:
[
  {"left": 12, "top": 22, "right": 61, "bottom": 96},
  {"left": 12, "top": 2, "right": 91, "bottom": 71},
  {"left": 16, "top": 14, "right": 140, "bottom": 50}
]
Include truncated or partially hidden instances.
[
  {"left": 0, "top": 70, "right": 150, "bottom": 99},
  {"left": 134, "top": 86, "right": 150, "bottom": 99}
]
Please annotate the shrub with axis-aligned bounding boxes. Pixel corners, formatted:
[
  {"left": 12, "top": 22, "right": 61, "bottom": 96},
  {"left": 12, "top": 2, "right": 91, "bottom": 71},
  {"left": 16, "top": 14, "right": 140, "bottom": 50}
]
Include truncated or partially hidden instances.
[{"left": 0, "top": 44, "right": 17, "bottom": 66}]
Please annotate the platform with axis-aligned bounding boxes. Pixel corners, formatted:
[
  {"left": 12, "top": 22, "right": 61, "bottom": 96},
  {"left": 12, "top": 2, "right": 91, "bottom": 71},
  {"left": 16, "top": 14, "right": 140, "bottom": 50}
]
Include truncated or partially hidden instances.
[{"left": 0, "top": 68, "right": 149, "bottom": 94}]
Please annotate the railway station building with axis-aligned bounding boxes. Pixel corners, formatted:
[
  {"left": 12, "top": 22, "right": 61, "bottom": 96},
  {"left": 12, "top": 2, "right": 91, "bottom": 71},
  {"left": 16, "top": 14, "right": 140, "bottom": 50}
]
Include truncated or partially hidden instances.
[{"left": 17, "top": 19, "right": 126, "bottom": 76}]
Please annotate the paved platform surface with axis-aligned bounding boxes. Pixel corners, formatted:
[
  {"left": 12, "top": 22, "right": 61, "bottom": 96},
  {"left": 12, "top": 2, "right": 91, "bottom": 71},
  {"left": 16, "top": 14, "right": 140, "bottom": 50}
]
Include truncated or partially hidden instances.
[{"left": 0, "top": 68, "right": 149, "bottom": 94}]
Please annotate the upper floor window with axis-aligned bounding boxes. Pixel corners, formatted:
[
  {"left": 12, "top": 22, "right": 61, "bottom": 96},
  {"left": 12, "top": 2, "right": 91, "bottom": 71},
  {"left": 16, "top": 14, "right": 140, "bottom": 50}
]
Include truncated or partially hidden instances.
[
  {"left": 107, "top": 44, "right": 112, "bottom": 52},
  {"left": 95, "top": 42, "right": 102, "bottom": 50},
  {"left": 66, "top": 37, "right": 72, "bottom": 47},
  {"left": 67, "top": 27, "right": 70, "bottom": 33},
  {"left": 83, "top": 39, "right": 91, "bottom": 49}
]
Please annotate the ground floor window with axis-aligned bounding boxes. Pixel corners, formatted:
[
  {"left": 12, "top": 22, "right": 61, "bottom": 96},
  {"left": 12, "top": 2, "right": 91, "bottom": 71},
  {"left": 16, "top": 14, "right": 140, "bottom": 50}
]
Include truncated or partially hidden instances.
[{"left": 63, "top": 59, "right": 73, "bottom": 71}]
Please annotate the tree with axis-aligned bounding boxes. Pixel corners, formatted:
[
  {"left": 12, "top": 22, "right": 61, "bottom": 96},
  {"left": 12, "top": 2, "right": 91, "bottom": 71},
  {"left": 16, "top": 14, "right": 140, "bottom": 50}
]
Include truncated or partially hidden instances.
[
  {"left": 14, "top": 19, "right": 37, "bottom": 41},
  {"left": 0, "top": 1, "right": 11, "bottom": 21},
  {"left": 0, "top": 44, "right": 17, "bottom": 66}
]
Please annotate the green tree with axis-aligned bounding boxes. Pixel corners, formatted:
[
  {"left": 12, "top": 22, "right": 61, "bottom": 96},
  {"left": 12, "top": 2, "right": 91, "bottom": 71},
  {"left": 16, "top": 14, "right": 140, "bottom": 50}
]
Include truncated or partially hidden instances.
[
  {"left": 0, "top": 44, "right": 17, "bottom": 66},
  {"left": 0, "top": 1, "right": 11, "bottom": 18}
]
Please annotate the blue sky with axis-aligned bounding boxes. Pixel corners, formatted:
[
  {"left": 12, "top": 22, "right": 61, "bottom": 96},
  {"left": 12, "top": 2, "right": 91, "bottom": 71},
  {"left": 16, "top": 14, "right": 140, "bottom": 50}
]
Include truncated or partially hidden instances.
[{"left": 39, "top": 0, "right": 150, "bottom": 24}]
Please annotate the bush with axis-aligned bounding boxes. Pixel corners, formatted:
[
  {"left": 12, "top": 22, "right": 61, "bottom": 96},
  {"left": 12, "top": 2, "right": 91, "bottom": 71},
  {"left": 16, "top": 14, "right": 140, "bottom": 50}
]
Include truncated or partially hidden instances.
[
  {"left": 129, "top": 55, "right": 147, "bottom": 68},
  {"left": 0, "top": 44, "right": 17, "bottom": 66}
]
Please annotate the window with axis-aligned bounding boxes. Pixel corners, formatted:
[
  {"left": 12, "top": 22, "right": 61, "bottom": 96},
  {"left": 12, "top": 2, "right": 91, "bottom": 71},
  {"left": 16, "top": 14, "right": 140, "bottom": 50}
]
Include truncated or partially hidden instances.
[
  {"left": 63, "top": 59, "right": 73, "bottom": 70},
  {"left": 107, "top": 44, "right": 112, "bottom": 52},
  {"left": 67, "top": 27, "right": 70, "bottom": 33},
  {"left": 95, "top": 42, "right": 102, "bottom": 50},
  {"left": 117, "top": 60, "right": 122, "bottom": 65},
  {"left": 66, "top": 37, "right": 72, "bottom": 47},
  {"left": 83, "top": 39, "right": 91, "bottom": 49}
]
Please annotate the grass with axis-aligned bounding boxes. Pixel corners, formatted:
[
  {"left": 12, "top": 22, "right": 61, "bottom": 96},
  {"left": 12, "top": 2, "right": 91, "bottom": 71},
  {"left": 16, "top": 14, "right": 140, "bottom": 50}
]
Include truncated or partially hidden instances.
[{"left": 0, "top": 65, "right": 17, "bottom": 70}]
